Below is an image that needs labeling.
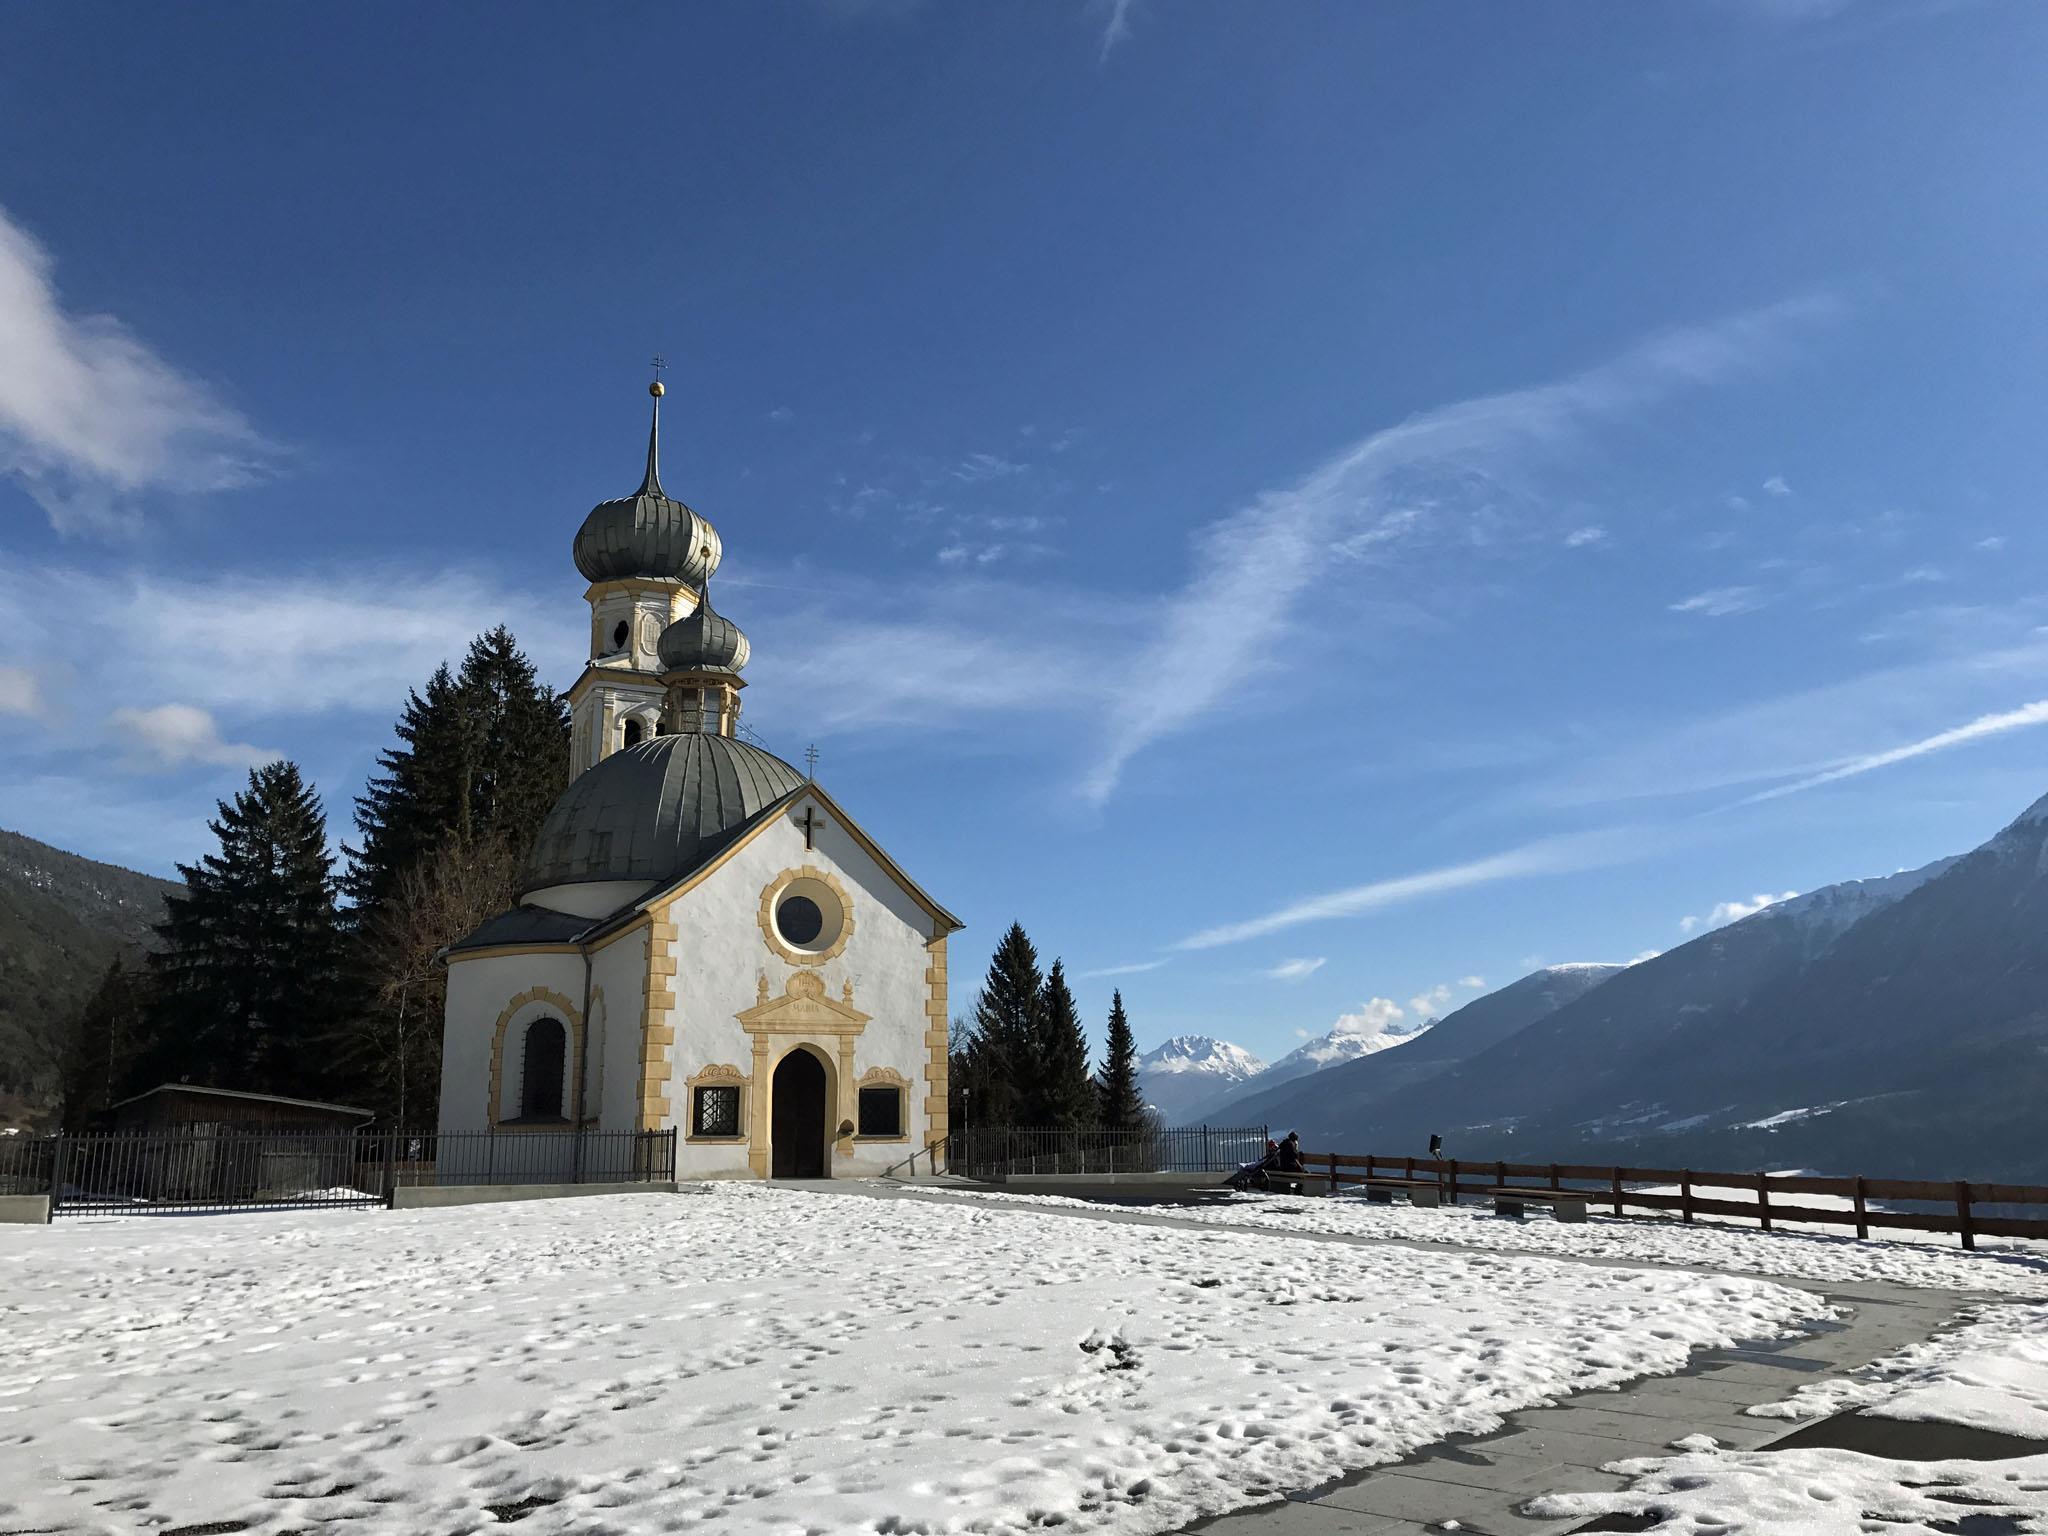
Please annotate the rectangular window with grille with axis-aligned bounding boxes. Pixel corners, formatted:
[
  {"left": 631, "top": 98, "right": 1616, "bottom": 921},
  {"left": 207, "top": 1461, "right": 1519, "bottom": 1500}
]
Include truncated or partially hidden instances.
[
  {"left": 857, "top": 1085, "right": 902, "bottom": 1138},
  {"left": 692, "top": 1085, "right": 741, "bottom": 1137}
]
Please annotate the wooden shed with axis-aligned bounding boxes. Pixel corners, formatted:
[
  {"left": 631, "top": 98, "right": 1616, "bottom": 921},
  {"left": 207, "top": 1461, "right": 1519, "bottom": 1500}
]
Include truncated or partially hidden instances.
[{"left": 111, "top": 1085, "right": 374, "bottom": 1134}]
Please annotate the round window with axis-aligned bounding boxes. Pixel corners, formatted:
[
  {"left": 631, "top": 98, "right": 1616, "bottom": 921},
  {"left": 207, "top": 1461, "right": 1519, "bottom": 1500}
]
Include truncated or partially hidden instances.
[
  {"left": 776, "top": 895, "right": 824, "bottom": 946},
  {"left": 768, "top": 875, "right": 846, "bottom": 958}
]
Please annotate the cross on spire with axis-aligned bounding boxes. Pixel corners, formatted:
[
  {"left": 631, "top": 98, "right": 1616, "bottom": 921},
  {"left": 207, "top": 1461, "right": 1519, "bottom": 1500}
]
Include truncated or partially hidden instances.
[
  {"left": 650, "top": 353, "right": 667, "bottom": 385},
  {"left": 804, "top": 743, "right": 820, "bottom": 780}
]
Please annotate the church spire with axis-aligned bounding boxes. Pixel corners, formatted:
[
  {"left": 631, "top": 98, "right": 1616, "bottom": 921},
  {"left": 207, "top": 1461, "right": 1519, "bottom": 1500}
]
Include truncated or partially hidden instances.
[{"left": 638, "top": 358, "right": 667, "bottom": 497}]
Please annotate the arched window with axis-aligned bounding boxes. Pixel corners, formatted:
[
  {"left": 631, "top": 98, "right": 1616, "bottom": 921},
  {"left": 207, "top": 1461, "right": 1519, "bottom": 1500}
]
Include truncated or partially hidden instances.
[
  {"left": 622, "top": 718, "right": 644, "bottom": 748},
  {"left": 611, "top": 619, "right": 630, "bottom": 652},
  {"left": 520, "top": 1017, "right": 567, "bottom": 1120}
]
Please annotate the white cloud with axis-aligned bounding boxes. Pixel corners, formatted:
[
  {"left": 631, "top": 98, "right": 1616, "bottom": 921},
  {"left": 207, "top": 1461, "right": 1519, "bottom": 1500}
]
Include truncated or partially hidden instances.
[
  {"left": 1735, "top": 698, "right": 2048, "bottom": 807},
  {"left": 1076, "top": 294, "right": 1840, "bottom": 803},
  {"left": 0, "top": 664, "right": 39, "bottom": 717},
  {"left": 1331, "top": 997, "right": 1406, "bottom": 1036},
  {"left": 0, "top": 562, "right": 576, "bottom": 721},
  {"left": 1173, "top": 828, "right": 1646, "bottom": 950},
  {"left": 0, "top": 205, "right": 280, "bottom": 534},
  {"left": 1093, "top": 0, "right": 1138, "bottom": 61},
  {"left": 1262, "top": 957, "right": 1326, "bottom": 982},
  {"left": 766, "top": 405, "right": 794, "bottom": 422},
  {"left": 1077, "top": 958, "right": 1168, "bottom": 980},
  {"left": 950, "top": 452, "right": 1025, "bottom": 484},
  {"left": 1670, "top": 585, "right": 1766, "bottom": 617},
  {"left": 1679, "top": 890, "right": 1797, "bottom": 934},
  {"left": 108, "top": 703, "right": 274, "bottom": 770},
  {"left": 1408, "top": 983, "right": 1455, "bottom": 1018},
  {"left": 1457, "top": 975, "right": 1486, "bottom": 990},
  {"left": 1628, "top": 950, "right": 1662, "bottom": 965},
  {"left": 1976, "top": 536, "right": 2008, "bottom": 552},
  {"left": 1564, "top": 526, "right": 1608, "bottom": 548},
  {"left": 1762, "top": 475, "right": 1792, "bottom": 497}
]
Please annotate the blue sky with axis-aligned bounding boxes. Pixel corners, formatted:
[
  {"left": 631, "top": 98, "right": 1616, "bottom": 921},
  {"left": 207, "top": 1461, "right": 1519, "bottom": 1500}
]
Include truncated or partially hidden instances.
[{"left": 4, "top": 1, "right": 2047, "bottom": 1064}]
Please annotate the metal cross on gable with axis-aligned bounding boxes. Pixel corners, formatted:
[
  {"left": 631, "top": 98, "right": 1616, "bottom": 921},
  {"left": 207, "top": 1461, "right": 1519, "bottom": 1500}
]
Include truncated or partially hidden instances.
[{"left": 795, "top": 804, "right": 826, "bottom": 851}]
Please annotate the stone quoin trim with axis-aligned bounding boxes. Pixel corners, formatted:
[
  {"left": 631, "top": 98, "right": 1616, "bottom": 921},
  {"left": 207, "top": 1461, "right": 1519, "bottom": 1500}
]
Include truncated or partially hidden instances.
[
  {"left": 638, "top": 920, "right": 677, "bottom": 1130},
  {"left": 924, "top": 931, "right": 949, "bottom": 1145}
]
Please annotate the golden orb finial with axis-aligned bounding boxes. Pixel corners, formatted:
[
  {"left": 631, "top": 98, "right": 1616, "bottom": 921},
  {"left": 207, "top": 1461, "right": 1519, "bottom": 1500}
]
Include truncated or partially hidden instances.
[{"left": 650, "top": 380, "right": 666, "bottom": 398}]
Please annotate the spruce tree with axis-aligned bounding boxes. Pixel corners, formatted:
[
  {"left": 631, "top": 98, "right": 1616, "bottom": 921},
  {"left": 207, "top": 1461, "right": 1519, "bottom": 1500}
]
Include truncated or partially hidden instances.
[
  {"left": 345, "top": 627, "right": 568, "bottom": 916},
  {"left": 968, "top": 922, "right": 1043, "bottom": 1126},
  {"left": 1034, "top": 959, "right": 1096, "bottom": 1131},
  {"left": 143, "top": 761, "right": 345, "bottom": 1096},
  {"left": 1095, "top": 988, "right": 1152, "bottom": 1135}
]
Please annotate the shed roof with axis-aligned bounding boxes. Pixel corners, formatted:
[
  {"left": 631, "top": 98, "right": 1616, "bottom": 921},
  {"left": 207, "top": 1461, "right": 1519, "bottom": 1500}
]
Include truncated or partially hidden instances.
[{"left": 112, "top": 1084, "right": 374, "bottom": 1118}]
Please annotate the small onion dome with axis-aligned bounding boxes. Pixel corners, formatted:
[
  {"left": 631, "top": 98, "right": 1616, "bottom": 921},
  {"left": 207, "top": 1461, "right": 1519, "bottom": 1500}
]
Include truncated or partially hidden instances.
[
  {"left": 657, "top": 587, "right": 750, "bottom": 675},
  {"left": 572, "top": 385, "right": 724, "bottom": 585}
]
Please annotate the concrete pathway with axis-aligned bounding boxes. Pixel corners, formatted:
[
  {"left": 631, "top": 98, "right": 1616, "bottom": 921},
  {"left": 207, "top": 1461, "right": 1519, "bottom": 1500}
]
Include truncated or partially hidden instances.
[{"left": 779, "top": 1180, "right": 1995, "bottom": 1536}]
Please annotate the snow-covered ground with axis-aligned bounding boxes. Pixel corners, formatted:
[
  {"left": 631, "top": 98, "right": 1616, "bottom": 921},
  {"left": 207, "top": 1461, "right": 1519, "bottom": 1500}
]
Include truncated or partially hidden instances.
[
  {"left": 938, "top": 1186, "right": 2048, "bottom": 1297},
  {"left": 1530, "top": 1302, "right": 2048, "bottom": 1533},
  {"left": 0, "top": 1186, "right": 1821, "bottom": 1536}
]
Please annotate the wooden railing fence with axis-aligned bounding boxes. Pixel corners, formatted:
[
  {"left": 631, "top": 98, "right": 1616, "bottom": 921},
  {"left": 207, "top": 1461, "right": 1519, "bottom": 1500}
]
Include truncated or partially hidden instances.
[{"left": 1306, "top": 1152, "right": 2048, "bottom": 1250}]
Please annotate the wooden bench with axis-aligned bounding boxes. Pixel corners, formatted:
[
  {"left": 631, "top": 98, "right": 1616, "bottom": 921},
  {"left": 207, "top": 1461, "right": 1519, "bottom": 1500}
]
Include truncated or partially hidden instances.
[
  {"left": 1346, "top": 1176, "right": 1443, "bottom": 1208},
  {"left": 1246, "top": 1169, "right": 1334, "bottom": 1196},
  {"left": 1487, "top": 1186, "right": 1590, "bottom": 1223}
]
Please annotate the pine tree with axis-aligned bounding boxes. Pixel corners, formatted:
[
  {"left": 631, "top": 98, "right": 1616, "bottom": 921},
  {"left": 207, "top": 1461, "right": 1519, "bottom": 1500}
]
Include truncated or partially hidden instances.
[
  {"left": 142, "top": 762, "right": 346, "bottom": 1096},
  {"left": 1095, "top": 988, "right": 1153, "bottom": 1135},
  {"left": 1034, "top": 959, "right": 1096, "bottom": 1131},
  {"left": 344, "top": 628, "right": 568, "bottom": 915},
  {"left": 967, "top": 922, "right": 1044, "bottom": 1126}
]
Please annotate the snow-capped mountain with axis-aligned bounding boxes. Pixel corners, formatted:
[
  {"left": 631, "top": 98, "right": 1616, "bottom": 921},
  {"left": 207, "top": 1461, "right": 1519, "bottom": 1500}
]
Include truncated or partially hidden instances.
[
  {"left": 1253, "top": 1009, "right": 1433, "bottom": 1094},
  {"left": 1204, "top": 963, "right": 1624, "bottom": 1135},
  {"left": 1136, "top": 1035, "right": 1267, "bottom": 1123}
]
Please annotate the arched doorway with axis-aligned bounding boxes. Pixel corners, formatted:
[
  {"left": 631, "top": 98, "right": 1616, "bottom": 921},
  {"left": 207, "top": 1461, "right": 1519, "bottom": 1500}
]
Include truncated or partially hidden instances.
[{"left": 771, "top": 1049, "right": 828, "bottom": 1179}]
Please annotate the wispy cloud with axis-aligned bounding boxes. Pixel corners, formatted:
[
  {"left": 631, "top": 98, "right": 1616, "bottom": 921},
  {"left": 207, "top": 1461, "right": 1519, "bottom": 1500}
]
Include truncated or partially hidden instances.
[
  {"left": 1762, "top": 475, "right": 1793, "bottom": 497},
  {"left": 1173, "top": 829, "right": 1646, "bottom": 950},
  {"left": 950, "top": 451, "right": 1026, "bottom": 484},
  {"left": 1078, "top": 958, "right": 1168, "bottom": 980},
  {"left": 0, "top": 561, "right": 576, "bottom": 723},
  {"left": 1670, "top": 585, "right": 1766, "bottom": 617},
  {"left": 1734, "top": 698, "right": 2048, "bottom": 807},
  {"left": 1564, "top": 525, "right": 1608, "bottom": 548},
  {"left": 1093, "top": 0, "right": 1138, "bottom": 61},
  {"left": 0, "top": 665, "right": 39, "bottom": 717},
  {"left": 0, "top": 204, "right": 281, "bottom": 534},
  {"left": 1679, "top": 890, "right": 1797, "bottom": 934},
  {"left": 109, "top": 703, "right": 275, "bottom": 771},
  {"left": 1076, "top": 295, "right": 1841, "bottom": 803},
  {"left": 1262, "top": 957, "right": 1326, "bottom": 982}
]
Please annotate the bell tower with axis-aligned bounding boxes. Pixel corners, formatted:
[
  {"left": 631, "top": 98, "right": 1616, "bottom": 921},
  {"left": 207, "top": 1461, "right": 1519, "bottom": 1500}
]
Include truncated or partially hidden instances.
[{"left": 564, "top": 368, "right": 723, "bottom": 777}]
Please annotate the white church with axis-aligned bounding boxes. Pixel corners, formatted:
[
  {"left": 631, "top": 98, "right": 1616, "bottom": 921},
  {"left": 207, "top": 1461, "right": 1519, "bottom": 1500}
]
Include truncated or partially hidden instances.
[{"left": 435, "top": 380, "right": 960, "bottom": 1179}]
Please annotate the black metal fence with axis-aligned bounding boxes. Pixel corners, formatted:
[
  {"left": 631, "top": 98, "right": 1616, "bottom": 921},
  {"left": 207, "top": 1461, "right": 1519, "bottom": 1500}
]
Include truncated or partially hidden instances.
[
  {"left": 0, "top": 1128, "right": 678, "bottom": 1218},
  {"left": 947, "top": 1125, "right": 1267, "bottom": 1180}
]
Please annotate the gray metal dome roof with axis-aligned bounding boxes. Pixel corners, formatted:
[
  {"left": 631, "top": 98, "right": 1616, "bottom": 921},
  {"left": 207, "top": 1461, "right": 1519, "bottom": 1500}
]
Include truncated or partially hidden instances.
[
  {"left": 657, "top": 589, "right": 750, "bottom": 675},
  {"left": 572, "top": 392, "right": 724, "bottom": 586},
  {"left": 521, "top": 733, "right": 805, "bottom": 896}
]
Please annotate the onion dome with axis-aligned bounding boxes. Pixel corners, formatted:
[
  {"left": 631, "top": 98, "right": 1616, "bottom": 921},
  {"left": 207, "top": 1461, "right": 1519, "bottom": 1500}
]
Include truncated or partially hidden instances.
[
  {"left": 521, "top": 733, "right": 805, "bottom": 896},
  {"left": 572, "top": 382, "right": 724, "bottom": 586},
  {"left": 657, "top": 584, "right": 750, "bottom": 675}
]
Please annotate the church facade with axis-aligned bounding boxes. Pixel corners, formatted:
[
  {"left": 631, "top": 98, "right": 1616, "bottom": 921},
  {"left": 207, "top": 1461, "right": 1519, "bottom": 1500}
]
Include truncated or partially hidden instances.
[{"left": 435, "top": 381, "right": 960, "bottom": 1179}]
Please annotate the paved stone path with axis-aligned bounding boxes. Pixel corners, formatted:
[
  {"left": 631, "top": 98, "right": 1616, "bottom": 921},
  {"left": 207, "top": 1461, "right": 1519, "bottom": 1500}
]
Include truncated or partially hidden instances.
[{"left": 780, "top": 1180, "right": 1995, "bottom": 1536}]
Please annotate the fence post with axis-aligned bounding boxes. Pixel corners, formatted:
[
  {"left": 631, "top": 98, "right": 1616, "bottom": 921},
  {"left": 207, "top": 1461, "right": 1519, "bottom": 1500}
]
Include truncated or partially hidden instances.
[
  {"left": 382, "top": 1132, "right": 397, "bottom": 1208},
  {"left": 1755, "top": 1171, "right": 1772, "bottom": 1232},
  {"left": 1448, "top": 1158, "right": 1460, "bottom": 1204},
  {"left": 1853, "top": 1176, "right": 1869, "bottom": 1240},
  {"left": 1956, "top": 1180, "right": 1976, "bottom": 1251},
  {"left": 1203, "top": 1126, "right": 1211, "bottom": 1170},
  {"left": 1496, "top": 1158, "right": 1506, "bottom": 1189},
  {"left": 1549, "top": 1163, "right": 1560, "bottom": 1192},
  {"left": 1327, "top": 1153, "right": 1338, "bottom": 1195},
  {"left": 1681, "top": 1170, "right": 1694, "bottom": 1224},
  {"left": 1611, "top": 1166, "right": 1623, "bottom": 1217},
  {"left": 49, "top": 1135, "right": 70, "bottom": 1212}
]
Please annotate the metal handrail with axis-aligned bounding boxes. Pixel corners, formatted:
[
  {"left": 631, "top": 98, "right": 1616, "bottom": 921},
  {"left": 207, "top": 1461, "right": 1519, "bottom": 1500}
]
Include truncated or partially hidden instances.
[{"left": 881, "top": 1135, "right": 951, "bottom": 1181}]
